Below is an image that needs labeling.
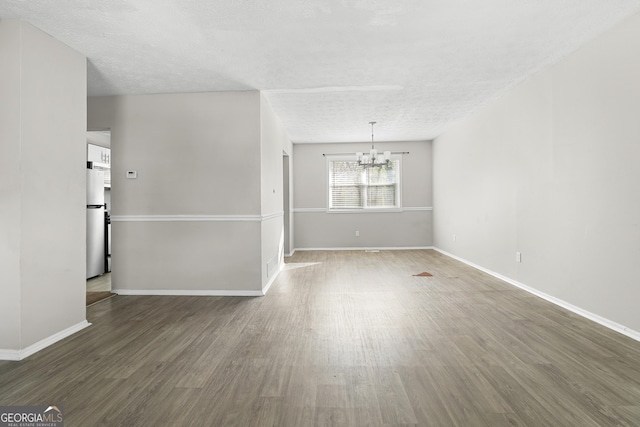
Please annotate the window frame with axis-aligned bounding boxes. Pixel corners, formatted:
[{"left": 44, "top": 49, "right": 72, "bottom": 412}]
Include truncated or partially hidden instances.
[{"left": 326, "top": 154, "right": 403, "bottom": 213}]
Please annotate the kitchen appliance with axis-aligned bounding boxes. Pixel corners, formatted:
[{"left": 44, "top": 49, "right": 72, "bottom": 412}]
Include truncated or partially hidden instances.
[
  {"left": 105, "top": 211, "right": 111, "bottom": 273},
  {"left": 87, "top": 166, "right": 106, "bottom": 279}
]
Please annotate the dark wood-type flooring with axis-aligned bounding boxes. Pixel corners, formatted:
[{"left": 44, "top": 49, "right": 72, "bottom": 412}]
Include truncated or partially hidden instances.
[{"left": 2, "top": 250, "right": 640, "bottom": 426}]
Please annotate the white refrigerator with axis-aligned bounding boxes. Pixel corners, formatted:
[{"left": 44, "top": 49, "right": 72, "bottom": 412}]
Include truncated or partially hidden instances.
[{"left": 87, "top": 168, "right": 106, "bottom": 279}]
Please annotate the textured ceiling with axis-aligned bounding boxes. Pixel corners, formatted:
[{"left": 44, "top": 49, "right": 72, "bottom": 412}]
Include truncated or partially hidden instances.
[{"left": 2, "top": 0, "right": 639, "bottom": 142}]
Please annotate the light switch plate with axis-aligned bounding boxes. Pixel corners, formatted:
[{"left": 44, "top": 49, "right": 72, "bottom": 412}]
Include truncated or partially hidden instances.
[{"left": 126, "top": 171, "right": 137, "bottom": 179}]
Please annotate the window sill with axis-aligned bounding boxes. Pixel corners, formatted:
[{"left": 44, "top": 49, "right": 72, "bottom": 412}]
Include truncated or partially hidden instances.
[{"left": 327, "top": 208, "right": 403, "bottom": 214}]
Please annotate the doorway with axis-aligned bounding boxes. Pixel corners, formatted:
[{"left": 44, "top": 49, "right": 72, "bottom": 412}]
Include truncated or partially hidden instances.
[
  {"left": 283, "top": 152, "right": 291, "bottom": 256},
  {"left": 86, "top": 130, "right": 114, "bottom": 305}
]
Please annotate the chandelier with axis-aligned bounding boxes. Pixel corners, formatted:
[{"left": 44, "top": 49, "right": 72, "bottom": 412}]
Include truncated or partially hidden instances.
[{"left": 356, "top": 121, "right": 391, "bottom": 168}]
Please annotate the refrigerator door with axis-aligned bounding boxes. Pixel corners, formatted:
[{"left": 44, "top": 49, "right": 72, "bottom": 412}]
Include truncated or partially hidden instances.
[
  {"left": 106, "top": 212, "right": 111, "bottom": 273},
  {"left": 87, "top": 206, "right": 106, "bottom": 279},
  {"left": 87, "top": 168, "right": 105, "bottom": 206}
]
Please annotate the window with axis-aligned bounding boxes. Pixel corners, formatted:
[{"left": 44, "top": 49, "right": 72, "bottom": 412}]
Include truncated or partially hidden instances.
[{"left": 328, "top": 156, "right": 401, "bottom": 211}]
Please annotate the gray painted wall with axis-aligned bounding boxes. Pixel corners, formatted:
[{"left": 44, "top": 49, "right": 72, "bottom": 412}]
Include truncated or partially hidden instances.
[
  {"left": 259, "top": 95, "right": 293, "bottom": 289},
  {"left": 433, "top": 11, "right": 640, "bottom": 333},
  {"left": 293, "top": 140, "right": 432, "bottom": 249},
  {"left": 88, "top": 91, "right": 292, "bottom": 293},
  {"left": 0, "top": 20, "right": 87, "bottom": 351},
  {"left": 0, "top": 20, "right": 22, "bottom": 350},
  {"left": 89, "top": 92, "right": 262, "bottom": 216}
]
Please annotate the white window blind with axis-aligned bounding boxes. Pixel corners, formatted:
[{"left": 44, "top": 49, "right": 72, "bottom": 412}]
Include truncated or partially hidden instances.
[{"left": 328, "top": 158, "right": 400, "bottom": 210}]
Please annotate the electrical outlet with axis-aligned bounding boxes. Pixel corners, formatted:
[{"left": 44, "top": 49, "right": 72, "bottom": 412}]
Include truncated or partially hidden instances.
[
  {"left": 355, "top": 231, "right": 360, "bottom": 237},
  {"left": 516, "top": 252, "right": 522, "bottom": 263}
]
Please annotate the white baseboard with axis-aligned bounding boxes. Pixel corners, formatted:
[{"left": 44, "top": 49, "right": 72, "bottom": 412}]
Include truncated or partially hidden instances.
[
  {"left": 285, "top": 249, "right": 296, "bottom": 257},
  {"left": 293, "top": 246, "right": 434, "bottom": 252},
  {"left": 0, "top": 320, "right": 92, "bottom": 361},
  {"left": 433, "top": 247, "right": 640, "bottom": 343},
  {"left": 262, "top": 263, "right": 283, "bottom": 295},
  {"left": 0, "top": 349, "right": 20, "bottom": 361},
  {"left": 112, "top": 289, "right": 264, "bottom": 297}
]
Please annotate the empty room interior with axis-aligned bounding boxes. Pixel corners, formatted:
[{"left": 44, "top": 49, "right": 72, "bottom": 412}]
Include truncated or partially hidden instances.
[{"left": 1, "top": 1, "right": 640, "bottom": 426}]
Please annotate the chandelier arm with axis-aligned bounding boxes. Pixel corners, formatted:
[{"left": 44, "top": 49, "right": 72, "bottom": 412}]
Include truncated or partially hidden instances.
[{"left": 322, "top": 151, "right": 409, "bottom": 156}]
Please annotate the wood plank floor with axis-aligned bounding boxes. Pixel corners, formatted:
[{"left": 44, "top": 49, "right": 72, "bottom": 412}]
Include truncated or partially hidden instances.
[{"left": 2, "top": 250, "right": 640, "bottom": 426}]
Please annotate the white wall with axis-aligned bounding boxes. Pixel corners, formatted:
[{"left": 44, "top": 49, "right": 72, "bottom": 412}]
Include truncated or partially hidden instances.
[
  {"left": 87, "top": 130, "right": 111, "bottom": 148},
  {"left": 434, "top": 11, "right": 640, "bottom": 334},
  {"left": 88, "top": 91, "right": 292, "bottom": 294},
  {"left": 293, "top": 140, "right": 432, "bottom": 249},
  {"left": 0, "top": 20, "right": 87, "bottom": 354}
]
